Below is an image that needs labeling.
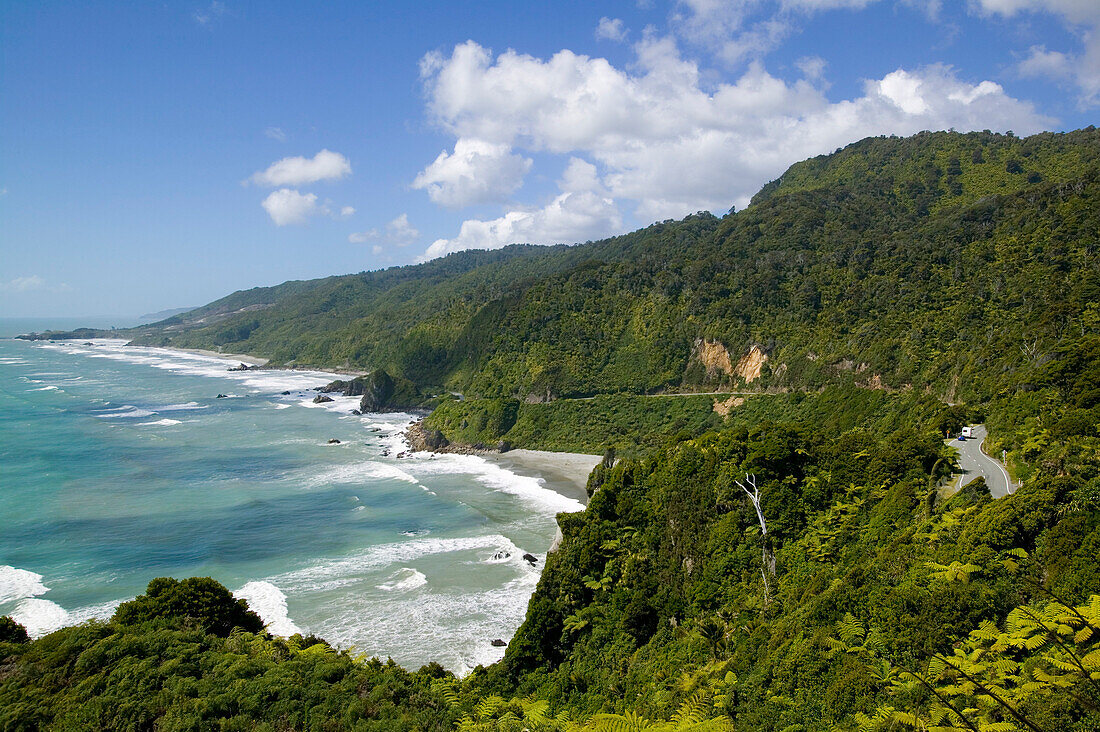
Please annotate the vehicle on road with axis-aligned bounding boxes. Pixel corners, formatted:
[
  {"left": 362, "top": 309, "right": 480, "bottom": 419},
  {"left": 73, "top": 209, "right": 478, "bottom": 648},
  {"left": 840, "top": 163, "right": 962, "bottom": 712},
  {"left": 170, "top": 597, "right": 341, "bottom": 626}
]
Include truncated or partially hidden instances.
[{"left": 961, "top": 426, "right": 974, "bottom": 439}]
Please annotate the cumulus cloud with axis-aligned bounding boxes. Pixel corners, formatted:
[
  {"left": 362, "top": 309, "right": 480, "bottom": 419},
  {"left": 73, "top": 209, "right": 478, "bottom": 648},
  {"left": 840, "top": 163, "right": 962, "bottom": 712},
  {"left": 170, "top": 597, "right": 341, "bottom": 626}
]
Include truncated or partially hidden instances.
[
  {"left": 385, "top": 213, "right": 419, "bottom": 246},
  {"left": 348, "top": 229, "right": 379, "bottom": 244},
  {"left": 412, "top": 138, "right": 532, "bottom": 208},
  {"left": 261, "top": 189, "right": 318, "bottom": 225},
  {"left": 420, "top": 157, "right": 623, "bottom": 261},
  {"left": 349, "top": 214, "right": 419, "bottom": 249},
  {"left": 596, "top": 17, "right": 628, "bottom": 42},
  {"left": 340, "top": 205, "right": 355, "bottom": 217},
  {"left": 419, "top": 39, "right": 1050, "bottom": 227},
  {"left": 0, "top": 275, "right": 70, "bottom": 293},
  {"left": 974, "top": 0, "right": 1100, "bottom": 105},
  {"left": 249, "top": 149, "right": 352, "bottom": 187}
]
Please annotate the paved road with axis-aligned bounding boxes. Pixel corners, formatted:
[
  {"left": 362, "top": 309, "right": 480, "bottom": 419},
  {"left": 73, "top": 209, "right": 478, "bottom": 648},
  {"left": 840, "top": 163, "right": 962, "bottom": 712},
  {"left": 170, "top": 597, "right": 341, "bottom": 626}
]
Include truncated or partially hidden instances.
[{"left": 946, "top": 424, "right": 1015, "bottom": 498}]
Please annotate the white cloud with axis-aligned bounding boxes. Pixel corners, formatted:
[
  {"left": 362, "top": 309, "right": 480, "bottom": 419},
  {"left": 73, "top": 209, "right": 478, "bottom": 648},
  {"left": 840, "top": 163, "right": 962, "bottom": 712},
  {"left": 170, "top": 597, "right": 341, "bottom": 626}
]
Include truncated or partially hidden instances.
[
  {"left": 261, "top": 189, "right": 318, "bottom": 225},
  {"left": 349, "top": 214, "right": 419, "bottom": 250},
  {"left": 264, "top": 126, "right": 288, "bottom": 142},
  {"left": 349, "top": 229, "right": 379, "bottom": 243},
  {"left": 340, "top": 205, "right": 355, "bottom": 217},
  {"left": 596, "top": 17, "right": 628, "bottom": 42},
  {"left": 419, "top": 40, "right": 1051, "bottom": 226},
  {"left": 1019, "top": 46, "right": 1074, "bottom": 81},
  {"left": 0, "top": 275, "right": 70, "bottom": 293},
  {"left": 412, "top": 138, "right": 532, "bottom": 208},
  {"left": 796, "top": 55, "right": 827, "bottom": 81},
  {"left": 385, "top": 213, "right": 419, "bottom": 246},
  {"left": 420, "top": 157, "right": 623, "bottom": 260},
  {"left": 974, "top": 0, "right": 1100, "bottom": 105},
  {"left": 193, "top": 1, "right": 226, "bottom": 25},
  {"left": 249, "top": 149, "right": 352, "bottom": 187}
]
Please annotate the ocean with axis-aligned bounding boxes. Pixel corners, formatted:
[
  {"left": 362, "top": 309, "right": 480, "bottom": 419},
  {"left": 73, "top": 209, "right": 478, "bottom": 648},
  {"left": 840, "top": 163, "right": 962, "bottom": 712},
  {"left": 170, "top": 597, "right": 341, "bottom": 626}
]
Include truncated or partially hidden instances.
[{"left": 0, "top": 320, "right": 582, "bottom": 673}]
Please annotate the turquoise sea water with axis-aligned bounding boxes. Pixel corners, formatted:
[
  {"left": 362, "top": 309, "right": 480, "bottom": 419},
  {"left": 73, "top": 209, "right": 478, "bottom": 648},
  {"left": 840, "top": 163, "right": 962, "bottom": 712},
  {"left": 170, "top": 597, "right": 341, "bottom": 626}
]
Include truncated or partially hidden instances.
[{"left": 0, "top": 324, "right": 581, "bottom": 672}]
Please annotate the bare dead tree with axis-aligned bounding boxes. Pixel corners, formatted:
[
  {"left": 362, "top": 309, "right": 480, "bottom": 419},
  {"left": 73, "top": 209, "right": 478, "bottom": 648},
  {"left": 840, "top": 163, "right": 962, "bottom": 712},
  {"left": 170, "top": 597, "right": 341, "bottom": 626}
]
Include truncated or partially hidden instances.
[{"left": 736, "top": 473, "right": 775, "bottom": 604}]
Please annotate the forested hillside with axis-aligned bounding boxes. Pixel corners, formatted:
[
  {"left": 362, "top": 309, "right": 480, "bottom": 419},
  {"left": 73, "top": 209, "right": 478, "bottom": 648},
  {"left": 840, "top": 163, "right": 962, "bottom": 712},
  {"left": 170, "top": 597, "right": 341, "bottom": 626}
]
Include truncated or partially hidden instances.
[
  {"left": 5, "top": 128, "right": 1099, "bottom": 730},
  {"left": 28, "top": 129, "right": 1100, "bottom": 407}
]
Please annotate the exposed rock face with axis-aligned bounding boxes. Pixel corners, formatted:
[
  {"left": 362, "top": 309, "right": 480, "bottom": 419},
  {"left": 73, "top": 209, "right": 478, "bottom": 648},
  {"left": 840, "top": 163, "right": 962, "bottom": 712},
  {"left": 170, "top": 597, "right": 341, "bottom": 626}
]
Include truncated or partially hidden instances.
[
  {"left": 313, "top": 395, "right": 334, "bottom": 404},
  {"left": 712, "top": 395, "right": 745, "bottom": 416},
  {"left": 405, "top": 419, "right": 517, "bottom": 455},
  {"left": 694, "top": 339, "right": 734, "bottom": 378},
  {"left": 358, "top": 370, "right": 396, "bottom": 413},
  {"left": 319, "top": 376, "right": 369, "bottom": 396},
  {"left": 490, "top": 639, "right": 507, "bottom": 647},
  {"left": 522, "top": 553, "right": 538, "bottom": 565},
  {"left": 734, "top": 345, "right": 768, "bottom": 383}
]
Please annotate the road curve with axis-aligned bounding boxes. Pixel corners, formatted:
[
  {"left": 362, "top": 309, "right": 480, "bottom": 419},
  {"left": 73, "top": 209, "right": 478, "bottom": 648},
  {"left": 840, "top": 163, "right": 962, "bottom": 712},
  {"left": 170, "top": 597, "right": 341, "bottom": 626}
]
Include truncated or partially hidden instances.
[{"left": 945, "top": 424, "right": 1015, "bottom": 499}]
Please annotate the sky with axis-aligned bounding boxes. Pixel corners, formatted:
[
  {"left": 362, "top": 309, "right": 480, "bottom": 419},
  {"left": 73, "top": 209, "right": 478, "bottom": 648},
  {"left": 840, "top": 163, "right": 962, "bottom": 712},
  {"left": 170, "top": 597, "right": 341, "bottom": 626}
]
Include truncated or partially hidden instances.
[{"left": 1, "top": 1, "right": 1098, "bottom": 318}]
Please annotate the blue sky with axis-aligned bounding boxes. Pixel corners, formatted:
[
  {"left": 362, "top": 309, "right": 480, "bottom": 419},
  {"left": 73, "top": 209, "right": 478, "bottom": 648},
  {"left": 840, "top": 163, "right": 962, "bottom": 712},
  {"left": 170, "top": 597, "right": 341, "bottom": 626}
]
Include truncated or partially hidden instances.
[{"left": 1, "top": 0, "right": 1097, "bottom": 317}]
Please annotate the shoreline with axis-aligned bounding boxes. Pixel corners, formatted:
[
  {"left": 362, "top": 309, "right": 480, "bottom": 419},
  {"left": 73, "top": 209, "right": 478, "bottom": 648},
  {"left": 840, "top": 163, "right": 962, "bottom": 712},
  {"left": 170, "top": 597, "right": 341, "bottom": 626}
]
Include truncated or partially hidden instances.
[
  {"left": 160, "top": 346, "right": 367, "bottom": 378},
  {"left": 482, "top": 448, "right": 601, "bottom": 507}
]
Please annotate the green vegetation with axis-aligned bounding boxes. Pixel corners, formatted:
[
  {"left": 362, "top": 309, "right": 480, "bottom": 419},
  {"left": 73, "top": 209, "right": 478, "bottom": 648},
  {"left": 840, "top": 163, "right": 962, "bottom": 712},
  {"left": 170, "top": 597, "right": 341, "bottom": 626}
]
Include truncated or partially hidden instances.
[
  {"left": 5, "top": 129, "right": 1100, "bottom": 729},
  {"left": 27, "top": 129, "right": 1100, "bottom": 411},
  {"left": 425, "top": 386, "right": 960, "bottom": 458}
]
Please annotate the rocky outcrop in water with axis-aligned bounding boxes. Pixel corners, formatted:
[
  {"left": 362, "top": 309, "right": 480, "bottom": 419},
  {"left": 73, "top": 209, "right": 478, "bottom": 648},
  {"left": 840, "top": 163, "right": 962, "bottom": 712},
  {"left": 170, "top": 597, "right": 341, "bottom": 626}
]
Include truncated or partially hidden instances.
[{"left": 358, "top": 370, "right": 396, "bottom": 412}]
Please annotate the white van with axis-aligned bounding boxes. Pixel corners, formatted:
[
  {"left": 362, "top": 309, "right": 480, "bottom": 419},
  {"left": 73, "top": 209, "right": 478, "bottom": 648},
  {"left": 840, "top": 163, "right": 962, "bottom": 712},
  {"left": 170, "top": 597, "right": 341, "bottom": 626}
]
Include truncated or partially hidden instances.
[{"left": 961, "top": 426, "right": 974, "bottom": 439}]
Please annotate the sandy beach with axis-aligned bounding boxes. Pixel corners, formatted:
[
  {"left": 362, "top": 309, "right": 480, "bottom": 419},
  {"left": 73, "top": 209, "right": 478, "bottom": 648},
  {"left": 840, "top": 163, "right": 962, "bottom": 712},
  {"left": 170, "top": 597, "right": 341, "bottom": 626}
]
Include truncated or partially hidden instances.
[
  {"left": 169, "top": 347, "right": 270, "bottom": 366},
  {"left": 484, "top": 449, "right": 602, "bottom": 506}
]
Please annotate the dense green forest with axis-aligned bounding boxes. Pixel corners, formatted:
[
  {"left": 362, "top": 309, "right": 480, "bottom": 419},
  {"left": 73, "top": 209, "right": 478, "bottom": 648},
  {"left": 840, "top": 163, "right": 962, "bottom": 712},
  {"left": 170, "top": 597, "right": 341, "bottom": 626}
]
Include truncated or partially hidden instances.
[
  {"left": 27, "top": 129, "right": 1100, "bottom": 406},
  {"left": 5, "top": 129, "right": 1100, "bottom": 730}
]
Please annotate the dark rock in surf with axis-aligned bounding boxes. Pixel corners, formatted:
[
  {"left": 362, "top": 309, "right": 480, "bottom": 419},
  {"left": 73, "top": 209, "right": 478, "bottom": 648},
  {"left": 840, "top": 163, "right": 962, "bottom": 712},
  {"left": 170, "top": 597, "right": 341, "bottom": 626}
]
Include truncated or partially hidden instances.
[
  {"left": 327, "top": 438, "right": 341, "bottom": 444},
  {"left": 313, "top": 395, "right": 334, "bottom": 404},
  {"left": 522, "top": 553, "right": 538, "bottom": 565},
  {"left": 358, "top": 370, "right": 396, "bottom": 413},
  {"left": 490, "top": 639, "right": 507, "bottom": 647}
]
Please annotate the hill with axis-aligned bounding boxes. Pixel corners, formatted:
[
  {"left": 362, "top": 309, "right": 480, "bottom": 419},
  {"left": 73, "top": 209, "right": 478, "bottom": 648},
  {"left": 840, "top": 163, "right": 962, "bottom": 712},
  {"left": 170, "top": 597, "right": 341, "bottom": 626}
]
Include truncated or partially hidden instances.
[
  {"left": 4, "top": 128, "right": 1099, "bottom": 730},
  {"left": 24, "top": 128, "right": 1100, "bottom": 409}
]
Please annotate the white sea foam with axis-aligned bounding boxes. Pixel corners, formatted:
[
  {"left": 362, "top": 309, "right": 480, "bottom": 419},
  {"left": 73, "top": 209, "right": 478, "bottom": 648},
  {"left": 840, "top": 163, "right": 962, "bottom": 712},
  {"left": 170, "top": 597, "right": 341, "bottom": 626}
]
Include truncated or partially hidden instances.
[
  {"left": 31, "top": 385, "right": 59, "bottom": 391},
  {"left": 67, "top": 598, "right": 127, "bottom": 625},
  {"left": 376, "top": 568, "right": 428, "bottom": 592},
  {"left": 139, "top": 418, "right": 183, "bottom": 426},
  {"left": 157, "top": 402, "right": 208, "bottom": 411},
  {"left": 308, "top": 570, "right": 538, "bottom": 675},
  {"left": 304, "top": 461, "right": 420, "bottom": 488},
  {"left": 0, "top": 565, "right": 48, "bottom": 604},
  {"left": 35, "top": 340, "right": 345, "bottom": 396},
  {"left": 235, "top": 581, "right": 302, "bottom": 637},
  {"left": 95, "top": 406, "right": 156, "bottom": 419},
  {"left": 272, "top": 535, "right": 527, "bottom": 594},
  {"left": 409, "top": 454, "right": 584, "bottom": 514},
  {"left": 12, "top": 598, "right": 70, "bottom": 638}
]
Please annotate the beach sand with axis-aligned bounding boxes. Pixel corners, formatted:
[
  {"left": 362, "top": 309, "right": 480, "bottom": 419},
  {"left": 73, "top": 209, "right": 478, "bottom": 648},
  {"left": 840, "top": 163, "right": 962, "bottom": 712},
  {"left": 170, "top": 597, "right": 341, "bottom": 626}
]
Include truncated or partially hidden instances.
[
  {"left": 484, "top": 449, "right": 602, "bottom": 506},
  {"left": 170, "top": 347, "right": 270, "bottom": 366}
]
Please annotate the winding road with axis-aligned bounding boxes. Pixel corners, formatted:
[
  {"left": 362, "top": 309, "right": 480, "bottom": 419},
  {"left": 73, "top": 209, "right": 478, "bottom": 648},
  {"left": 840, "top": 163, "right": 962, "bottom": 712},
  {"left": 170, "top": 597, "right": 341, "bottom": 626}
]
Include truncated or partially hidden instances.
[{"left": 946, "top": 424, "right": 1016, "bottom": 499}]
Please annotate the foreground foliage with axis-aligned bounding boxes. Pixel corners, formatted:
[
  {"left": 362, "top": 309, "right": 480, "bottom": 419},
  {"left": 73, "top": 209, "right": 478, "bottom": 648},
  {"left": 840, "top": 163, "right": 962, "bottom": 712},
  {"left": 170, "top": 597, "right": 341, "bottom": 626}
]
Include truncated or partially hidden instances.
[{"left": 5, "top": 129, "right": 1099, "bottom": 730}]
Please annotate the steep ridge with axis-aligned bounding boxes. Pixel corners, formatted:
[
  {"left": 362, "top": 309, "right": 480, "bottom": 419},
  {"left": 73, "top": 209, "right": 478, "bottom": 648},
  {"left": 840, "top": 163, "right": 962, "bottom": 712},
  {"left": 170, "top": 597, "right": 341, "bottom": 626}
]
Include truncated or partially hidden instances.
[
  {"left": 3, "top": 128, "right": 1100, "bottom": 731},
  {"left": 23, "top": 129, "right": 1100, "bottom": 409}
]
